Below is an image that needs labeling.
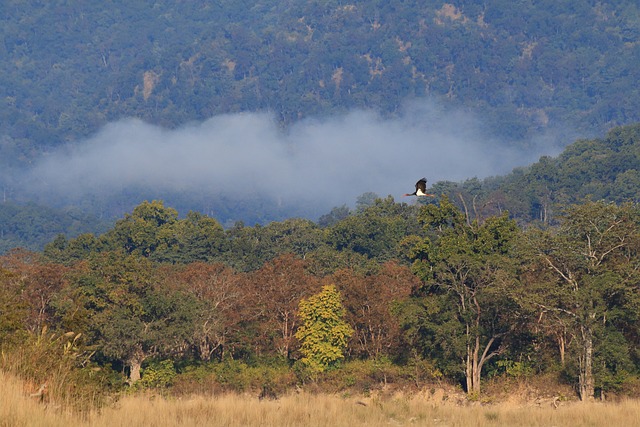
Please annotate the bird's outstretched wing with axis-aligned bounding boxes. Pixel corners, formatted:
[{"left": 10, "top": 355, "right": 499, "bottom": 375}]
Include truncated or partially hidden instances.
[{"left": 404, "top": 177, "right": 434, "bottom": 197}]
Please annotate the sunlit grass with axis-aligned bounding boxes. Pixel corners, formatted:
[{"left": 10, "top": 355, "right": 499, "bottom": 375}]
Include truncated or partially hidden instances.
[
  {"left": 4, "top": 370, "right": 640, "bottom": 427},
  {"left": 0, "top": 371, "right": 75, "bottom": 427}
]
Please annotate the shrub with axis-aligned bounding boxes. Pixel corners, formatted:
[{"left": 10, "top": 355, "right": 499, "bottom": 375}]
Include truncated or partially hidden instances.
[{"left": 139, "top": 360, "right": 177, "bottom": 389}]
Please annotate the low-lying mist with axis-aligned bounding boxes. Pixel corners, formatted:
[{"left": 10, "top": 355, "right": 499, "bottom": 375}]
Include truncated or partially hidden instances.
[{"left": 21, "top": 99, "right": 570, "bottom": 224}]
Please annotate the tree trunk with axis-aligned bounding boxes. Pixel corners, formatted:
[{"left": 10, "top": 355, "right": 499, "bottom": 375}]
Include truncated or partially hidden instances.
[
  {"left": 127, "top": 345, "right": 146, "bottom": 384},
  {"left": 557, "top": 333, "right": 566, "bottom": 367},
  {"left": 129, "top": 360, "right": 142, "bottom": 384},
  {"left": 466, "top": 332, "right": 498, "bottom": 396},
  {"left": 465, "top": 323, "right": 473, "bottom": 394},
  {"left": 465, "top": 352, "right": 472, "bottom": 394},
  {"left": 578, "top": 325, "right": 594, "bottom": 401},
  {"left": 466, "top": 346, "right": 482, "bottom": 396},
  {"left": 471, "top": 335, "right": 481, "bottom": 395},
  {"left": 464, "top": 297, "right": 500, "bottom": 396},
  {"left": 464, "top": 318, "right": 481, "bottom": 396},
  {"left": 280, "top": 310, "right": 295, "bottom": 359},
  {"left": 465, "top": 334, "right": 483, "bottom": 395}
]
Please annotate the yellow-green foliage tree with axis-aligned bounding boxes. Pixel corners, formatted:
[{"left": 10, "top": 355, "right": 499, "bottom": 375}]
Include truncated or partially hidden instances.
[{"left": 295, "top": 284, "right": 353, "bottom": 375}]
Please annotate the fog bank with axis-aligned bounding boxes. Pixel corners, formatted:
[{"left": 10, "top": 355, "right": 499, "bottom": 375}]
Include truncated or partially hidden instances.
[{"left": 25, "top": 99, "right": 568, "bottom": 219}]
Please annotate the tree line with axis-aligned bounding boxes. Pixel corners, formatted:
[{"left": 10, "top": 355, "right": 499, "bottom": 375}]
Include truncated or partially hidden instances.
[{"left": 1, "top": 194, "right": 638, "bottom": 402}]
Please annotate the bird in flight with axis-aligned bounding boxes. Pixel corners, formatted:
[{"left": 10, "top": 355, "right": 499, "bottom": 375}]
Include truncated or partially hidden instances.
[{"left": 404, "top": 177, "right": 435, "bottom": 197}]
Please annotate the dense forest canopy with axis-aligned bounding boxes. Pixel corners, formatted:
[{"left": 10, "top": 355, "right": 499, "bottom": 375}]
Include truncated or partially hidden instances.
[
  {"left": 2, "top": 192, "right": 639, "bottom": 403},
  {"left": 2, "top": 2, "right": 640, "bottom": 404},
  {"left": 1, "top": 0, "right": 640, "bottom": 241}
]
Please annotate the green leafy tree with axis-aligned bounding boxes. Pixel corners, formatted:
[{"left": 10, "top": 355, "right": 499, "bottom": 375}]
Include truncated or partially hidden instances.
[
  {"left": 44, "top": 205, "right": 227, "bottom": 265},
  {"left": 317, "top": 205, "right": 350, "bottom": 228},
  {"left": 56, "top": 251, "right": 201, "bottom": 383},
  {"left": 152, "top": 211, "right": 225, "bottom": 263},
  {"left": 295, "top": 284, "right": 353, "bottom": 375},
  {"left": 105, "top": 200, "right": 178, "bottom": 257},
  {"left": 524, "top": 200, "right": 640, "bottom": 400},
  {"left": 138, "top": 359, "right": 177, "bottom": 389},
  {"left": 217, "top": 222, "right": 267, "bottom": 272},
  {"left": 304, "top": 246, "right": 378, "bottom": 277},
  {"left": 407, "top": 196, "right": 521, "bottom": 395},
  {"left": 327, "top": 196, "right": 421, "bottom": 261},
  {"left": 43, "top": 233, "right": 100, "bottom": 265},
  {"left": 218, "top": 218, "right": 324, "bottom": 271}
]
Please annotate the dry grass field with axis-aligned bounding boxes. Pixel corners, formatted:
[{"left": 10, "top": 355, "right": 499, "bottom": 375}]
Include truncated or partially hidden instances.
[{"left": 3, "top": 371, "right": 640, "bottom": 427}]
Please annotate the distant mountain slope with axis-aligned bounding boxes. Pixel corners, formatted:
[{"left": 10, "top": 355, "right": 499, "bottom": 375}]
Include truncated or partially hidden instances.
[
  {"left": 0, "top": 201, "right": 110, "bottom": 253},
  {"left": 1, "top": 0, "right": 639, "bottom": 158}
]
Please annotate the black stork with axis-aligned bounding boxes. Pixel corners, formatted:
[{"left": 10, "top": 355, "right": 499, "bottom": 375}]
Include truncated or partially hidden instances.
[{"left": 404, "top": 177, "right": 435, "bottom": 197}]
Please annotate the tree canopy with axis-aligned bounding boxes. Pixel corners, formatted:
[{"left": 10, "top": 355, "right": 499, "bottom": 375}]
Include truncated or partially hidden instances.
[{"left": 2, "top": 191, "right": 640, "bottom": 402}]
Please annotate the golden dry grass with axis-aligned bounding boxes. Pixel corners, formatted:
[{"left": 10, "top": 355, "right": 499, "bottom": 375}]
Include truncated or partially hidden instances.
[
  {"left": 0, "top": 371, "right": 76, "bottom": 427},
  {"left": 3, "top": 371, "right": 640, "bottom": 427}
]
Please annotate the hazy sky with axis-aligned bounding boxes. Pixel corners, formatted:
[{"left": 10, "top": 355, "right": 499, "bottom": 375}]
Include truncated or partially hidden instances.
[{"left": 26, "top": 99, "right": 566, "bottom": 214}]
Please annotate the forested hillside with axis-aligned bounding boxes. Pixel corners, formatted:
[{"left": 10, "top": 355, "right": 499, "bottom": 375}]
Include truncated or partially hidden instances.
[
  {"left": 2, "top": 0, "right": 639, "bottom": 151},
  {"left": 1, "top": 0, "right": 640, "bottom": 238},
  {"left": 430, "top": 123, "right": 640, "bottom": 224}
]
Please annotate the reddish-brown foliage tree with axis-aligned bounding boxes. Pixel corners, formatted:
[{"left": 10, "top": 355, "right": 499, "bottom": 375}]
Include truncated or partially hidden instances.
[
  {"left": 0, "top": 249, "right": 69, "bottom": 334},
  {"left": 333, "top": 262, "right": 417, "bottom": 359},
  {"left": 247, "top": 254, "right": 320, "bottom": 359},
  {"left": 163, "top": 262, "right": 243, "bottom": 361}
]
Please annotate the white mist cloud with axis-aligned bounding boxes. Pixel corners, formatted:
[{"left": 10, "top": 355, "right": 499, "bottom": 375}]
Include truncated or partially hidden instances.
[{"left": 26, "top": 99, "right": 564, "bottom": 214}]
